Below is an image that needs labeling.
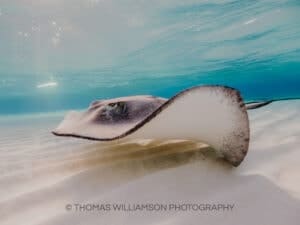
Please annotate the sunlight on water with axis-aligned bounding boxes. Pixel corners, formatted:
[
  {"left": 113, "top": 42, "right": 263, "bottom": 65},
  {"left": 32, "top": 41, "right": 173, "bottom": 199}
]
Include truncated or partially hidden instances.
[
  {"left": 0, "top": 0, "right": 299, "bottom": 114},
  {"left": 37, "top": 82, "right": 58, "bottom": 89}
]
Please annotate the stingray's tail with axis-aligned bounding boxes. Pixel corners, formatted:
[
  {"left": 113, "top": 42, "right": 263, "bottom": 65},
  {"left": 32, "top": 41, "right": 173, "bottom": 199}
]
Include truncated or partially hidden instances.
[
  {"left": 246, "top": 97, "right": 300, "bottom": 110},
  {"left": 246, "top": 101, "right": 273, "bottom": 110}
]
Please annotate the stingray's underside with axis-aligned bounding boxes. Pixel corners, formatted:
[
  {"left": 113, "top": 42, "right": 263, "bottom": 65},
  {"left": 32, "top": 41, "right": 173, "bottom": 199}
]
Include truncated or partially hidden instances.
[{"left": 53, "top": 86, "right": 250, "bottom": 166}]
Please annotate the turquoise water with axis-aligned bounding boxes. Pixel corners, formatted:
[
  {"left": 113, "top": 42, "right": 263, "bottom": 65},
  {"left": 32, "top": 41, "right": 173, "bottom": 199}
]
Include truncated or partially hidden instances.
[{"left": 0, "top": 0, "right": 300, "bottom": 114}]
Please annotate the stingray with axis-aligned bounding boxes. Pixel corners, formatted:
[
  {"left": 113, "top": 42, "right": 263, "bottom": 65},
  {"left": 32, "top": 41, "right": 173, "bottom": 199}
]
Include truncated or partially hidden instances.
[{"left": 53, "top": 85, "right": 255, "bottom": 166}]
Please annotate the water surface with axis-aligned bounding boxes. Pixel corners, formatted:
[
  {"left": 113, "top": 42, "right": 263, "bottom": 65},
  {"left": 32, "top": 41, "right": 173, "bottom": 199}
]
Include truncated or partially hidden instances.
[{"left": 0, "top": 0, "right": 299, "bottom": 114}]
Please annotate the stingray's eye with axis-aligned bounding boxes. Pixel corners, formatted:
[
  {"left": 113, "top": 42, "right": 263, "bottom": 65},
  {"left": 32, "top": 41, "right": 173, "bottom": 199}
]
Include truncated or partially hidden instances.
[
  {"left": 107, "top": 102, "right": 127, "bottom": 114},
  {"left": 108, "top": 102, "right": 117, "bottom": 107}
]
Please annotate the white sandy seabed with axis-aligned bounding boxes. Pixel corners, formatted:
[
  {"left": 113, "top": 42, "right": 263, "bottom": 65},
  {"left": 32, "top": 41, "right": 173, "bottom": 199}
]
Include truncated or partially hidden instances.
[{"left": 0, "top": 101, "right": 300, "bottom": 225}]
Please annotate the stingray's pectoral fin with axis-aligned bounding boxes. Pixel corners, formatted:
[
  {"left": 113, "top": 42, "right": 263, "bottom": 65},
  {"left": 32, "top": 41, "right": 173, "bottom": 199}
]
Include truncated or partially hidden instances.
[{"left": 128, "top": 86, "right": 250, "bottom": 167}]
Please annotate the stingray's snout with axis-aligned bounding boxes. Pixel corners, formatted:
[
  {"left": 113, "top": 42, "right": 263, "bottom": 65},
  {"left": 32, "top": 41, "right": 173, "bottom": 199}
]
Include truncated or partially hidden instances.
[{"left": 52, "top": 110, "right": 84, "bottom": 136}]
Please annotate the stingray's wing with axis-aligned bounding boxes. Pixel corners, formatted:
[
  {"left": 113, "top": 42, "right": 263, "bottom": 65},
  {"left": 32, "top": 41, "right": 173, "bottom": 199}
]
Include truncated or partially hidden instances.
[
  {"left": 53, "top": 86, "right": 249, "bottom": 166},
  {"left": 128, "top": 86, "right": 250, "bottom": 166}
]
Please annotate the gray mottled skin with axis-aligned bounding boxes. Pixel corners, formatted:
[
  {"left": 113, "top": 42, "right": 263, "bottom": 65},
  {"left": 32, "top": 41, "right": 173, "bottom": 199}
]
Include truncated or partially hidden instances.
[{"left": 86, "top": 95, "right": 167, "bottom": 125}]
